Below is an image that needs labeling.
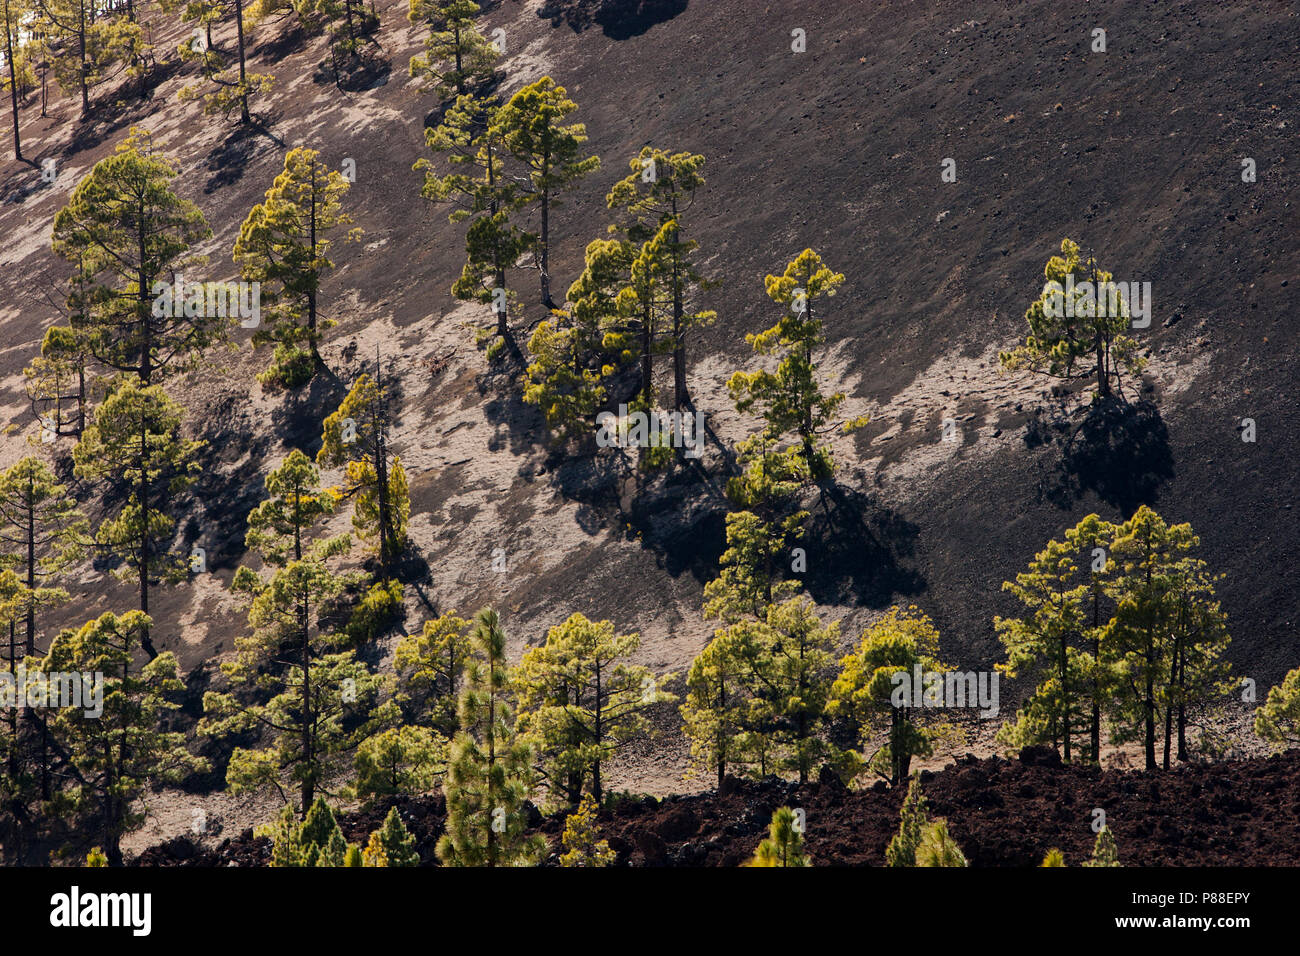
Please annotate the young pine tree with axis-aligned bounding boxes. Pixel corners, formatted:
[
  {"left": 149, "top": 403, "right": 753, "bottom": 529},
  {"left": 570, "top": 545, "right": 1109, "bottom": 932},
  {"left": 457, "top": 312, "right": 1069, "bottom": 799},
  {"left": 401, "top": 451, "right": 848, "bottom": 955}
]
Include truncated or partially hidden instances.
[
  {"left": 994, "top": 534, "right": 1090, "bottom": 761},
  {"left": 998, "top": 238, "right": 1145, "bottom": 401},
  {"left": 728, "top": 249, "right": 867, "bottom": 482},
  {"left": 916, "top": 820, "right": 968, "bottom": 867},
  {"left": 373, "top": 805, "right": 420, "bottom": 866},
  {"left": 1255, "top": 666, "right": 1300, "bottom": 751},
  {"left": 1083, "top": 825, "right": 1121, "bottom": 867},
  {"left": 746, "top": 806, "right": 809, "bottom": 867},
  {"left": 1065, "top": 513, "right": 1119, "bottom": 763},
  {"left": 24, "top": 325, "right": 96, "bottom": 439},
  {"left": 559, "top": 794, "right": 615, "bottom": 867},
  {"left": 317, "top": 370, "right": 409, "bottom": 574},
  {"left": 606, "top": 146, "right": 713, "bottom": 410},
  {"left": 885, "top": 774, "right": 928, "bottom": 867},
  {"left": 177, "top": 0, "right": 273, "bottom": 124},
  {"left": 436, "top": 608, "right": 545, "bottom": 867},
  {"left": 394, "top": 610, "right": 473, "bottom": 735},
  {"left": 680, "top": 631, "right": 750, "bottom": 790},
  {"left": 523, "top": 237, "right": 631, "bottom": 443},
  {"left": 351, "top": 724, "right": 445, "bottom": 801},
  {"left": 0, "top": 456, "right": 86, "bottom": 655}
]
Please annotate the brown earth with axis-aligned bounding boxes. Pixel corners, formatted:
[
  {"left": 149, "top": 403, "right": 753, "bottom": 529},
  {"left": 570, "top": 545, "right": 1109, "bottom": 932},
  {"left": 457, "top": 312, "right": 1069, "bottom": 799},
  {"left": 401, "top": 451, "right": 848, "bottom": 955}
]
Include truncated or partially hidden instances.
[{"left": 134, "top": 746, "right": 1300, "bottom": 866}]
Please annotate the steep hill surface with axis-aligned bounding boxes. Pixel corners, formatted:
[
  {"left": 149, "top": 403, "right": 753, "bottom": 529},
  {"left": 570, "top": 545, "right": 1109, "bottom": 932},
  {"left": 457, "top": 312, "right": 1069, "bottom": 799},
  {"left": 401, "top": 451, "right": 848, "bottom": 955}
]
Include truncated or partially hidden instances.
[{"left": 0, "top": 0, "right": 1296, "bottom": 828}]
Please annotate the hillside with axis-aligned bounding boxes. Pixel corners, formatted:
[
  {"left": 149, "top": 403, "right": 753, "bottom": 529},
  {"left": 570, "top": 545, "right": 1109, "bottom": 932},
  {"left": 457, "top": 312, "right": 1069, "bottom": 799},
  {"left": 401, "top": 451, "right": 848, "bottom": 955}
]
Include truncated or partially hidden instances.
[{"left": 0, "top": 0, "right": 1297, "bottom": 855}]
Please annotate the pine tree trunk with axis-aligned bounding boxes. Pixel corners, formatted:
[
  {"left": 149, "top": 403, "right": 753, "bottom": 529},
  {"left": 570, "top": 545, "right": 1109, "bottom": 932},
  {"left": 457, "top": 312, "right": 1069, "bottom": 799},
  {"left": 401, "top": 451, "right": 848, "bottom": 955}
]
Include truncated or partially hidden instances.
[
  {"left": 235, "top": 0, "right": 250, "bottom": 125},
  {"left": 137, "top": 418, "right": 157, "bottom": 660},
  {"left": 3, "top": 0, "right": 21, "bottom": 162},
  {"left": 1060, "top": 628, "right": 1070, "bottom": 762}
]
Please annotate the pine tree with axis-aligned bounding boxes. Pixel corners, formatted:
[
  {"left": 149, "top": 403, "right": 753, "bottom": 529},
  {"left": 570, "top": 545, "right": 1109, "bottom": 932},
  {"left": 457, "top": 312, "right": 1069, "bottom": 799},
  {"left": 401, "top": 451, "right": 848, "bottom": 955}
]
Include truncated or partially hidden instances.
[
  {"left": 24, "top": 325, "right": 96, "bottom": 439},
  {"left": 44, "top": 611, "right": 205, "bottom": 865},
  {"left": 0, "top": 570, "right": 39, "bottom": 862},
  {"left": 33, "top": 0, "right": 141, "bottom": 116},
  {"left": 234, "top": 147, "right": 360, "bottom": 386},
  {"left": 296, "top": 0, "right": 379, "bottom": 62},
  {"left": 177, "top": 0, "right": 273, "bottom": 124},
  {"left": 416, "top": 91, "right": 531, "bottom": 348},
  {"left": 408, "top": 0, "right": 497, "bottom": 101},
  {"left": 317, "top": 370, "right": 409, "bottom": 573},
  {"left": 436, "top": 607, "right": 545, "bottom": 867},
  {"left": 999, "top": 238, "right": 1145, "bottom": 400},
  {"left": 994, "top": 534, "right": 1089, "bottom": 761},
  {"left": 1065, "top": 514, "right": 1119, "bottom": 763},
  {"left": 361, "top": 830, "right": 387, "bottom": 866},
  {"left": 394, "top": 610, "right": 473, "bottom": 735},
  {"left": 680, "top": 633, "right": 749, "bottom": 789},
  {"left": 492, "top": 77, "right": 600, "bottom": 306},
  {"left": 829, "top": 606, "right": 946, "bottom": 787},
  {"left": 73, "top": 381, "right": 203, "bottom": 659},
  {"left": 244, "top": 449, "right": 337, "bottom": 566},
  {"left": 760, "top": 597, "right": 838, "bottom": 784},
  {"left": 201, "top": 451, "right": 375, "bottom": 814},
  {"left": 1256, "top": 667, "right": 1300, "bottom": 751},
  {"left": 607, "top": 147, "right": 713, "bottom": 410},
  {"left": 52, "top": 129, "right": 216, "bottom": 384},
  {"left": 1083, "top": 825, "right": 1120, "bottom": 867},
  {"left": 267, "top": 796, "right": 359, "bottom": 866},
  {"left": 916, "top": 820, "right": 967, "bottom": 867},
  {"left": 0, "top": 456, "right": 86, "bottom": 655},
  {"left": 374, "top": 805, "right": 419, "bottom": 866},
  {"left": 730, "top": 249, "right": 868, "bottom": 481},
  {"left": 352, "top": 724, "right": 445, "bottom": 801},
  {"left": 2, "top": 0, "right": 26, "bottom": 160},
  {"left": 746, "top": 806, "right": 809, "bottom": 867},
  {"left": 613, "top": 221, "right": 673, "bottom": 424},
  {"left": 559, "top": 793, "right": 615, "bottom": 867},
  {"left": 885, "top": 774, "right": 928, "bottom": 867},
  {"left": 1105, "top": 507, "right": 1231, "bottom": 770},
  {"left": 523, "top": 237, "right": 631, "bottom": 442},
  {"left": 516, "top": 612, "right": 671, "bottom": 804}
]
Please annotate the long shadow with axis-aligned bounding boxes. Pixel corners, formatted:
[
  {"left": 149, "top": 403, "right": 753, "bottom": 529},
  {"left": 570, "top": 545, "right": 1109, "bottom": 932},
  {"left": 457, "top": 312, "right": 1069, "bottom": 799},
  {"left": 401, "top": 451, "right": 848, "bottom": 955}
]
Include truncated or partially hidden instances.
[
  {"left": 202, "top": 123, "right": 266, "bottom": 193},
  {"left": 313, "top": 44, "right": 392, "bottom": 93},
  {"left": 253, "top": 20, "right": 311, "bottom": 59},
  {"left": 1037, "top": 397, "right": 1174, "bottom": 516},
  {"left": 799, "top": 480, "right": 927, "bottom": 608},
  {"left": 182, "top": 390, "right": 278, "bottom": 571},
  {"left": 267, "top": 365, "right": 350, "bottom": 458},
  {"left": 537, "top": 0, "right": 688, "bottom": 39}
]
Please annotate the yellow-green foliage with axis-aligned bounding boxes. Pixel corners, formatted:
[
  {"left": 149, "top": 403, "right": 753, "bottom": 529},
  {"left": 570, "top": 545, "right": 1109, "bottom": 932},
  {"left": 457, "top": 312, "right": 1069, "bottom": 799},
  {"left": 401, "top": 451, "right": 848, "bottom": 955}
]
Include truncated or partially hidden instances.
[
  {"left": 746, "top": 806, "right": 809, "bottom": 867},
  {"left": 560, "top": 795, "right": 616, "bottom": 867}
]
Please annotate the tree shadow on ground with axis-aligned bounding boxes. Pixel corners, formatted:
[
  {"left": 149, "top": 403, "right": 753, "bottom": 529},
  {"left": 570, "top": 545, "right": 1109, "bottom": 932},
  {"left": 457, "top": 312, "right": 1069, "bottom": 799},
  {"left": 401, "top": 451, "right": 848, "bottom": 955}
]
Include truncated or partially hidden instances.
[
  {"left": 1035, "top": 397, "right": 1174, "bottom": 516},
  {"left": 313, "top": 44, "right": 392, "bottom": 92},
  {"left": 537, "top": 0, "right": 688, "bottom": 39},
  {"left": 183, "top": 390, "right": 278, "bottom": 571},
  {"left": 267, "top": 366, "right": 350, "bottom": 457},
  {"left": 201, "top": 119, "right": 284, "bottom": 193},
  {"left": 800, "top": 480, "right": 927, "bottom": 608}
]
